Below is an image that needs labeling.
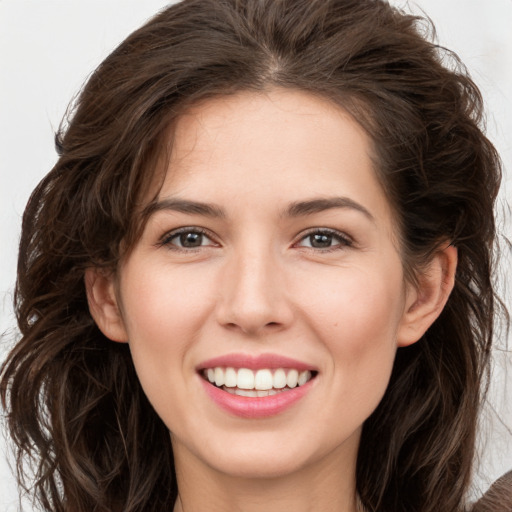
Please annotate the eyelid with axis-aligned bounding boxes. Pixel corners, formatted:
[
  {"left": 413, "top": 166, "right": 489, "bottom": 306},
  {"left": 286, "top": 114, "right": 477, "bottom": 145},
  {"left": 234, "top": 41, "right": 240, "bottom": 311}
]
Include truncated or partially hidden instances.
[
  {"left": 293, "top": 227, "right": 354, "bottom": 250},
  {"left": 156, "top": 226, "right": 353, "bottom": 252},
  {"left": 157, "top": 226, "right": 220, "bottom": 249}
]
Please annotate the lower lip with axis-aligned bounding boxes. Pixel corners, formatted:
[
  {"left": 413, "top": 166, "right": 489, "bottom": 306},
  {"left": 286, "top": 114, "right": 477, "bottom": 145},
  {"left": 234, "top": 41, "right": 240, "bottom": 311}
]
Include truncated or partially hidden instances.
[{"left": 200, "top": 377, "right": 315, "bottom": 418}]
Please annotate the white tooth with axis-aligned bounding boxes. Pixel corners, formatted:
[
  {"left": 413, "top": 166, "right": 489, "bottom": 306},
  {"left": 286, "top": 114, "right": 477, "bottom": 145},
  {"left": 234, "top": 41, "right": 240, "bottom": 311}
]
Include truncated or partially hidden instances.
[
  {"left": 298, "top": 370, "right": 311, "bottom": 386},
  {"left": 214, "top": 367, "right": 225, "bottom": 387},
  {"left": 268, "top": 389, "right": 278, "bottom": 396},
  {"left": 207, "top": 368, "right": 215, "bottom": 383},
  {"left": 273, "top": 368, "right": 287, "bottom": 389},
  {"left": 224, "top": 387, "right": 236, "bottom": 395},
  {"left": 286, "top": 369, "right": 299, "bottom": 388},
  {"left": 255, "top": 369, "right": 273, "bottom": 390},
  {"left": 235, "top": 388, "right": 258, "bottom": 397},
  {"left": 224, "top": 367, "right": 237, "bottom": 387},
  {"left": 237, "top": 368, "right": 255, "bottom": 389},
  {"left": 257, "top": 390, "right": 270, "bottom": 397}
]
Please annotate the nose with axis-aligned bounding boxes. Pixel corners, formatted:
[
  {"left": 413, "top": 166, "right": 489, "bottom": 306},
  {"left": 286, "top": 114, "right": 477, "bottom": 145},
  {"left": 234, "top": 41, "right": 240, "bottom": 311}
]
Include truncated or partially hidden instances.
[{"left": 215, "top": 246, "right": 294, "bottom": 336}]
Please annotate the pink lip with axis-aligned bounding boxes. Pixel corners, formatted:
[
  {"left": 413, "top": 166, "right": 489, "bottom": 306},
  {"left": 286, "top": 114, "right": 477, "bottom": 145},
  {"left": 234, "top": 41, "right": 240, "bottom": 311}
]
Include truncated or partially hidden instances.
[
  {"left": 196, "top": 353, "right": 317, "bottom": 419},
  {"left": 199, "top": 377, "right": 315, "bottom": 419},
  {"left": 197, "top": 353, "right": 316, "bottom": 371}
]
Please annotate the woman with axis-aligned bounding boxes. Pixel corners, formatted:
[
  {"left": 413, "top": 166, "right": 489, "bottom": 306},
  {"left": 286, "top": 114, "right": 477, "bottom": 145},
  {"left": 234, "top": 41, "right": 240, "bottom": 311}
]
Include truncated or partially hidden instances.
[{"left": 1, "top": 0, "right": 509, "bottom": 511}]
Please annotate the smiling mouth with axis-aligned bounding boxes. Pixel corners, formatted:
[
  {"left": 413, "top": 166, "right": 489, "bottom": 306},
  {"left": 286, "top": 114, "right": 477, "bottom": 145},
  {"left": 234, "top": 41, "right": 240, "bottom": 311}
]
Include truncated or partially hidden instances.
[{"left": 201, "top": 367, "right": 317, "bottom": 397}]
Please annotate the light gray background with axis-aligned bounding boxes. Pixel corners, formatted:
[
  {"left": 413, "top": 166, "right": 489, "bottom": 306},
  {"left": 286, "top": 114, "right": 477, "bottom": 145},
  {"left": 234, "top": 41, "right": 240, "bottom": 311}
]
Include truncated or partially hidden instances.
[{"left": 1, "top": 1, "right": 511, "bottom": 510}]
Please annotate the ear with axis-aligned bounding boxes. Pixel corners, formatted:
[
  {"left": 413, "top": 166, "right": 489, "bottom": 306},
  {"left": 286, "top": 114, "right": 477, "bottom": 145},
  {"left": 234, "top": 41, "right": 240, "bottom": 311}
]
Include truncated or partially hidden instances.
[
  {"left": 84, "top": 268, "right": 128, "bottom": 343},
  {"left": 397, "top": 245, "right": 457, "bottom": 347}
]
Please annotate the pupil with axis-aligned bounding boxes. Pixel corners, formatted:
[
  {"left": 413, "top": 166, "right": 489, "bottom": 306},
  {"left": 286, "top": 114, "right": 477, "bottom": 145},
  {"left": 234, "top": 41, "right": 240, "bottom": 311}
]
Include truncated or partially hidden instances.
[
  {"left": 311, "top": 234, "right": 332, "bottom": 248},
  {"left": 180, "top": 232, "right": 202, "bottom": 247}
]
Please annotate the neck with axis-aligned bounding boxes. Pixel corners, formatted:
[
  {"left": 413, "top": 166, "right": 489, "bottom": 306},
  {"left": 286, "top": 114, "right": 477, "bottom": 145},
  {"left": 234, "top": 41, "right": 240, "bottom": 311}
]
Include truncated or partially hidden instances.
[{"left": 172, "top": 439, "right": 360, "bottom": 512}]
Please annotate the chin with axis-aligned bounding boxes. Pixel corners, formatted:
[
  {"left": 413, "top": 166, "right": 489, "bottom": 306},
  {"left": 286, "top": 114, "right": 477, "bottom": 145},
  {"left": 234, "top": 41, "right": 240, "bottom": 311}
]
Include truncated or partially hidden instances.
[
  {"left": 208, "top": 451, "right": 316, "bottom": 480},
  {"left": 172, "top": 424, "right": 361, "bottom": 482}
]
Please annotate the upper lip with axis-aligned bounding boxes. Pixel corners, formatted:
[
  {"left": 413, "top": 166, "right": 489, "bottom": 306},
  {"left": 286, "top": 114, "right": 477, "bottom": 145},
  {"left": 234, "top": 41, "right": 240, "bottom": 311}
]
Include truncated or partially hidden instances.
[{"left": 196, "top": 353, "right": 317, "bottom": 372}]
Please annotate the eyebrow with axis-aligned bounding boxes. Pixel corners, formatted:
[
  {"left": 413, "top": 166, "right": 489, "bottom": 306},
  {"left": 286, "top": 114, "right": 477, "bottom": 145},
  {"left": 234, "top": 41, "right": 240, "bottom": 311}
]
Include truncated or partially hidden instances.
[
  {"left": 143, "top": 198, "right": 226, "bottom": 219},
  {"left": 143, "top": 196, "right": 374, "bottom": 222},
  {"left": 284, "top": 197, "right": 375, "bottom": 221}
]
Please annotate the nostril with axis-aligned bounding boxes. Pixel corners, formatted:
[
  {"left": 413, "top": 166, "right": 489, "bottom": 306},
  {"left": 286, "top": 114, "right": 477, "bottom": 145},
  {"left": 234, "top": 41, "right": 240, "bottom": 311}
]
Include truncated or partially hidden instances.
[{"left": 221, "top": 320, "right": 284, "bottom": 334}]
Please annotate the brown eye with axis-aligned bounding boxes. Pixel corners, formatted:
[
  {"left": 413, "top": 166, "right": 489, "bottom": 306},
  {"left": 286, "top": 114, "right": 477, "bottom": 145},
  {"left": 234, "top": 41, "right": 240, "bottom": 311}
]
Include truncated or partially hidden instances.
[
  {"left": 161, "top": 228, "right": 216, "bottom": 249},
  {"left": 178, "top": 232, "right": 204, "bottom": 247},
  {"left": 296, "top": 229, "right": 352, "bottom": 250},
  {"left": 309, "top": 233, "right": 334, "bottom": 248}
]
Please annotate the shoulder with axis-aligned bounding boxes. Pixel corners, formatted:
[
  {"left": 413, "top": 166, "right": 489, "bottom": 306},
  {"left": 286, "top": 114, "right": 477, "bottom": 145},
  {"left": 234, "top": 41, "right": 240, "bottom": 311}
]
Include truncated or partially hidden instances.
[{"left": 471, "top": 471, "right": 512, "bottom": 512}]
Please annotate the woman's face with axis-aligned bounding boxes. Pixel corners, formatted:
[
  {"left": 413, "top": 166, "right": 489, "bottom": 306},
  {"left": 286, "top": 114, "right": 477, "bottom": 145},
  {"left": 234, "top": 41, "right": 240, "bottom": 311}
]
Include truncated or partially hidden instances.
[{"left": 101, "top": 89, "right": 421, "bottom": 479}]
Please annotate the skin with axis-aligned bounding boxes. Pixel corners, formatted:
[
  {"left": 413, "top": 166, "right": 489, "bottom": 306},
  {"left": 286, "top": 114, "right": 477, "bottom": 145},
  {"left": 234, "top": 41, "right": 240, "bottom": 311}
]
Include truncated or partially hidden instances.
[{"left": 86, "top": 89, "right": 456, "bottom": 512}]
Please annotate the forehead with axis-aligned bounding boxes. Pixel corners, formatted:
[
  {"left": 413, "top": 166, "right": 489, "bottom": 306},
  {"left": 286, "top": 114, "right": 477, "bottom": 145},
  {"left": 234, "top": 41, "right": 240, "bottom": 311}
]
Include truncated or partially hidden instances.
[
  {"left": 149, "top": 89, "right": 395, "bottom": 233},
  {"left": 171, "top": 89, "right": 358, "bottom": 154},
  {"left": 166, "top": 89, "right": 373, "bottom": 183}
]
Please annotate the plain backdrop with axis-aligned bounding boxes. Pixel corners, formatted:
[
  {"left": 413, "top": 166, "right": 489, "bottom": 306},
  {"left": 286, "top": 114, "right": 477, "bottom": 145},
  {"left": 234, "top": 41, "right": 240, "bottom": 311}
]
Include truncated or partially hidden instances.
[{"left": 1, "top": 1, "right": 511, "bottom": 510}]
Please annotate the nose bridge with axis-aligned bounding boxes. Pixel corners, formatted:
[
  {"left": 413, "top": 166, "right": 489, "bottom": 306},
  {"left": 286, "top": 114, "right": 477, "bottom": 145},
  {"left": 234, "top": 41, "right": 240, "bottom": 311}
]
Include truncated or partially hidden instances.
[{"left": 217, "top": 239, "right": 291, "bottom": 334}]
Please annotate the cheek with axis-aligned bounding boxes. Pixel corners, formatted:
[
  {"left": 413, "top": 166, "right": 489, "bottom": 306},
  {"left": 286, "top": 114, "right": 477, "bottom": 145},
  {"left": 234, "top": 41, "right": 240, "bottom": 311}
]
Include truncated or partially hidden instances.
[
  {"left": 294, "top": 263, "right": 404, "bottom": 404},
  {"left": 297, "top": 261, "right": 405, "bottom": 342},
  {"left": 117, "top": 264, "right": 215, "bottom": 399},
  {"left": 120, "top": 263, "right": 213, "bottom": 344}
]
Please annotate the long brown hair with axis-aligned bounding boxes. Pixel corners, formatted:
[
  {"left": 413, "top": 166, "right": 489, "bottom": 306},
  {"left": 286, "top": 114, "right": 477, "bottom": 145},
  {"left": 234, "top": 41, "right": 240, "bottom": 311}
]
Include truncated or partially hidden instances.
[{"left": 1, "top": 1, "right": 504, "bottom": 511}]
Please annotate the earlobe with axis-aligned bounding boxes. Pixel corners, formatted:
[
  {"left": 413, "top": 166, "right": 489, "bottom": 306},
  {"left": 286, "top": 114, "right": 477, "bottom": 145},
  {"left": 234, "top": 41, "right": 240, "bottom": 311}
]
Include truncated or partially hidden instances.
[
  {"left": 84, "top": 268, "right": 129, "bottom": 343},
  {"left": 397, "top": 245, "right": 457, "bottom": 347}
]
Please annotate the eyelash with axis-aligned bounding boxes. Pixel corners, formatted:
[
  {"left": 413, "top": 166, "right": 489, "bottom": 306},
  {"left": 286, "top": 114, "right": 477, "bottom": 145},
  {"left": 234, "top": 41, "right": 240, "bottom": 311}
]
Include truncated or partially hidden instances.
[
  {"left": 158, "top": 227, "right": 218, "bottom": 252},
  {"left": 294, "top": 228, "right": 354, "bottom": 252},
  {"left": 158, "top": 227, "right": 354, "bottom": 253}
]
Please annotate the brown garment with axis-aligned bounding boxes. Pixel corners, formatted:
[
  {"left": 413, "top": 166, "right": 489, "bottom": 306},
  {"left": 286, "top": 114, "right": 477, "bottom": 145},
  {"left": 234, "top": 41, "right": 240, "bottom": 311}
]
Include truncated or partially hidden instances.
[{"left": 472, "top": 472, "right": 512, "bottom": 512}]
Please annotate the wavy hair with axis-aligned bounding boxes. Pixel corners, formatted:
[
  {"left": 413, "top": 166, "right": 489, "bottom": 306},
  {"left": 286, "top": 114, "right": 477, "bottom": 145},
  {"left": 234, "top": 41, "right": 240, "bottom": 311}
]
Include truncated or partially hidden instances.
[{"left": 1, "top": 1, "right": 503, "bottom": 511}]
